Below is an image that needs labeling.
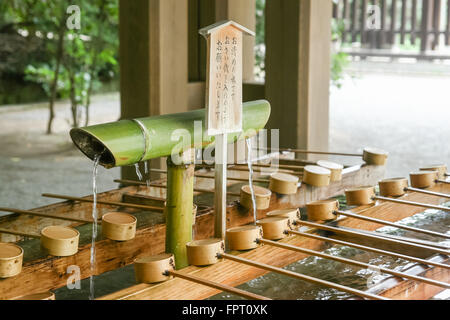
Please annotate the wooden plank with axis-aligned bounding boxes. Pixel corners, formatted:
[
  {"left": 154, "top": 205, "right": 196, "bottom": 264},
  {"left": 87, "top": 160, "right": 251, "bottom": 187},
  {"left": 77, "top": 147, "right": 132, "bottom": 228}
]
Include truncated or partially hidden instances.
[
  {"left": 189, "top": 0, "right": 257, "bottom": 109},
  {"left": 400, "top": 0, "right": 407, "bottom": 44},
  {"left": 201, "top": 21, "right": 248, "bottom": 136},
  {"left": 98, "top": 234, "right": 330, "bottom": 300},
  {"left": 0, "top": 164, "right": 384, "bottom": 299},
  {"left": 411, "top": 0, "right": 417, "bottom": 44},
  {"left": 98, "top": 182, "right": 450, "bottom": 300},
  {"left": 265, "top": 0, "right": 331, "bottom": 157},
  {"left": 188, "top": 81, "right": 265, "bottom": 110},
  {"left": 390, "top": 0, "right": 398, "bottom": 44},
  {"left": 122, "top": 193, "right": 166, "bottom": 208}
]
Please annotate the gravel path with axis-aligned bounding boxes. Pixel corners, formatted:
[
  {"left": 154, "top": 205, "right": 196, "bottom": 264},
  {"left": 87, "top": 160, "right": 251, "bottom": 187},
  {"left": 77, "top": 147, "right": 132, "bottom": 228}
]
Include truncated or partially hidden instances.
[
  {"left": 329, "top": 72, "right": 450, "bottom": 177},
  {"left": 0, "top": 93, "right": 121, "bottom": 211}
]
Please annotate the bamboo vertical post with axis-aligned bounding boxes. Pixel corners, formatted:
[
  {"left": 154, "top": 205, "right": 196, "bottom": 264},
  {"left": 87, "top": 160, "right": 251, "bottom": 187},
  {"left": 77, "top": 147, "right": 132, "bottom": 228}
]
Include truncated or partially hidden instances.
[{"left": 165, "top": 157, "right": 194, "bottom": 269}]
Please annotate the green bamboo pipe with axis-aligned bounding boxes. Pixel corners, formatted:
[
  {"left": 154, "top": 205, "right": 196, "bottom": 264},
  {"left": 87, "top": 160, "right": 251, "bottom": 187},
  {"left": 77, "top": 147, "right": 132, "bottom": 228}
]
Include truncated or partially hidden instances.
[
  {"left": 70, "top": 100, "right": 271, "bottom": 168},
  {"left": 165, "top": 158, "right": 194, "bottom": 269}
]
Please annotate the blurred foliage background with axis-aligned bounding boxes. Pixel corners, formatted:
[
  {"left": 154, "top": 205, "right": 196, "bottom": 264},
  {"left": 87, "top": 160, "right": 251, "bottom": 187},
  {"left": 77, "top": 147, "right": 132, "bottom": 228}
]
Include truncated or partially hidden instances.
[{"left": 0, "top": 0, "right": 119, "bottom": 133}]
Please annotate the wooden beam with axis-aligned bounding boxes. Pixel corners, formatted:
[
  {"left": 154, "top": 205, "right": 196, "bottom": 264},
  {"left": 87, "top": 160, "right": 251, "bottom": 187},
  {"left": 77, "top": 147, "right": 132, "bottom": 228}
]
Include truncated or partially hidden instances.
[
  {"left": 119, "top": 0, "right": 188, "bottom": 179},
  {"left": 215, "top": 0, "right": 256, "bottom": 82},
  {"left": 265, "top": 0, "right": 331, "bottom": 157},
  {"left": 191, "top": 0, "right": 256, "bottom": 82},
  {"left": 420, "top": 0, "right": 435, "bottom": 52}
]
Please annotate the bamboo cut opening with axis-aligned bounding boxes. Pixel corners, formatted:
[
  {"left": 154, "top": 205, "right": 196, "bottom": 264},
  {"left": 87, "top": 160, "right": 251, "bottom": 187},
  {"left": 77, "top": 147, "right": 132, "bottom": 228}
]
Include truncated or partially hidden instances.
[{"left": 70, "top": 128, "right": 116, "bottom": 168}]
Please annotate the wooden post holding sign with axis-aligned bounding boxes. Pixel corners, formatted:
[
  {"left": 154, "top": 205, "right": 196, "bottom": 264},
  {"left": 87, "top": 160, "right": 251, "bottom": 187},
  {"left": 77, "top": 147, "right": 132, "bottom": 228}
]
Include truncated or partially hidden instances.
[{"left": 199, "top": 21, "right": 255, "bottom": 239}]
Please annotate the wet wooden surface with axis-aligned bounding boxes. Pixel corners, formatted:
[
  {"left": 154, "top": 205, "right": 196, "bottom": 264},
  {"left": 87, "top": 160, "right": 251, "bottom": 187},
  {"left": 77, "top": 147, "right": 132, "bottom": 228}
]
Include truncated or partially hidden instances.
[
  {"left": 98, "top": 182, "right": 449, "bottom": 300},
  {"left": 0, "top": 164, "right": 384, "bottom": 299}
]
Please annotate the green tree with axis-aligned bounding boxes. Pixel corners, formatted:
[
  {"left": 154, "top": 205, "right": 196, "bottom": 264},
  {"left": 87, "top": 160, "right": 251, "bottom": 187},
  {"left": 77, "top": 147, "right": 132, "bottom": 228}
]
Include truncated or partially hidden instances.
[
  {"left": 330, "top": 19, "right": 349, "bottom": 89},
  {"left": 10, "top": 0, "right": 71, "bottom": 133},
  {"left": 8, "top": 0, "right": 118, "bottom": 132}
]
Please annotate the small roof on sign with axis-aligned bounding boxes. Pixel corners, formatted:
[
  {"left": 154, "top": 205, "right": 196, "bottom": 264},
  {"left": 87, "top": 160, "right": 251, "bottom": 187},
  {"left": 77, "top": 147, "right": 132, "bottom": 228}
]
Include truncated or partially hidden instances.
[{"left": 199, "top": 20, "right": 255, "bottom": 37}]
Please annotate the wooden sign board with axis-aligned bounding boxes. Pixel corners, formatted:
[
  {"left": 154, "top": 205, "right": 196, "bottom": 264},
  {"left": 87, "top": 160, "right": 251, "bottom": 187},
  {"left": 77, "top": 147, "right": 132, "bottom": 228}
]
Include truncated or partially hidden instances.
[{"left": 200, "top": 21, "right": 254, "bottom": 136}]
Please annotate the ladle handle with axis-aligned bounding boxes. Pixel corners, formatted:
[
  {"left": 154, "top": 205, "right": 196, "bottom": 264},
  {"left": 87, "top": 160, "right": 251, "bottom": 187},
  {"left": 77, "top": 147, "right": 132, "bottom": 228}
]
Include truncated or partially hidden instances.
[
  {"left": 256, "top": 147, "right": 362, "bottom": 157},
  {"left": 404, "top": 187, "right": 450, "bottom": 199},
  {"left": 0, "top": 227, "right": 40, "bottom": 238},
  {"left": 335, "top": 210, "right": 450, "bottom": 239},
  {"left": 372, "top": 196, "right": 450, "bottom": 212},
  {"left": 166, "top": 270, "right": 271, "bottom": 300},
  {"left": 0, "top": 206, "right": 94, "bottom": 224}
]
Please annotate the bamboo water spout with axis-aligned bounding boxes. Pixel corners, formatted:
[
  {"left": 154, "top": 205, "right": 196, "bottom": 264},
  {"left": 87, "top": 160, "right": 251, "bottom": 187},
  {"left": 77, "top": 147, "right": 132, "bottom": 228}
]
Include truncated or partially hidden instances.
[
  {"left": 70, "top": 100, "right": 270, "bottom": 269},
  {"left": 70, "top": 100, "right": 270, "bottom": 168}
]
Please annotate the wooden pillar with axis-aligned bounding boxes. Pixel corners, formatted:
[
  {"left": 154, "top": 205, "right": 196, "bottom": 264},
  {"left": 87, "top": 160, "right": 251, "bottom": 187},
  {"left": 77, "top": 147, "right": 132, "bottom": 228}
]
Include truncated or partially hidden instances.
[
  {"left": 432, "top": 0, "right": 442, "bottom": 49},
  {"left": 190, "top": 0, "right": 256, "bottom": 83},
  {"left": 119, "top": 0, "right": 188, "bottom": 179},
  {"left": 215, "top": 0, "right": 256, "bottom": 82},
  {"left": 421, "top": 0, "right": 434, "bottom": 52},
  {"left": 265, "top": 0, "right": 331, "bottom": 156}
]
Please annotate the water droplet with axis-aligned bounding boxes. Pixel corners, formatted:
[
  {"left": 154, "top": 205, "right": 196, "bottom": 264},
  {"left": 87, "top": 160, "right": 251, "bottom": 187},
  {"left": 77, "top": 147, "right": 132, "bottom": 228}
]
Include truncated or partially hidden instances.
[
  {"left": 144, "top": 161, "right": 150, "bottom": 187},
  {"left": 135, "top": 163, "right": 143, "bottom": 181},
  {"left": 89, "top": 154, "right": 101, "bottom": 300},
  {"left": 246, "top": 138, "right": 257, "bottom": 224}
]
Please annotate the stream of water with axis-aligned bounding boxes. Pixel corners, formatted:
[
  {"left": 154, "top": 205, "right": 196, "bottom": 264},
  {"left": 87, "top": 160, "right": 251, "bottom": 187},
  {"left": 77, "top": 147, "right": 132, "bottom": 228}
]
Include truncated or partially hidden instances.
[
  {"left": 245, "top": 138, "right": 257, "bottom": 224},
  {"left": 135, "top": 163, "right": 143, "bottom": 181},
  {"left": 89, "top": 154, "right": 101, "bottom": 300},
  {"left": 144, "top": 161, "right": 150, "bottom": 187}
]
